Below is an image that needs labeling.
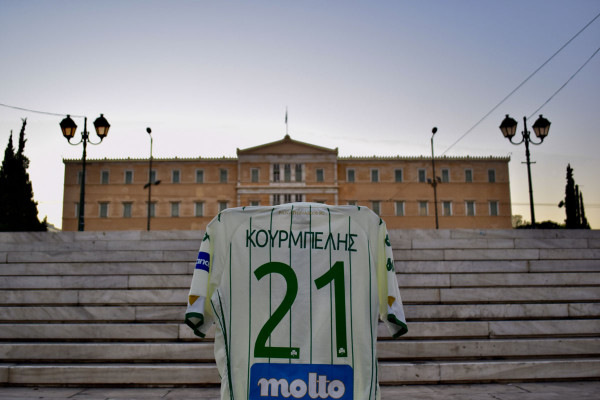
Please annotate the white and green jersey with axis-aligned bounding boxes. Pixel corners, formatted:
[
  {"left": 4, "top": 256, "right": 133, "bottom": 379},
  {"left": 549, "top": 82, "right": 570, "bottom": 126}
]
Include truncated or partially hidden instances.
[{"left": 185, "top": 203, "right": 407, "bottom": 400}]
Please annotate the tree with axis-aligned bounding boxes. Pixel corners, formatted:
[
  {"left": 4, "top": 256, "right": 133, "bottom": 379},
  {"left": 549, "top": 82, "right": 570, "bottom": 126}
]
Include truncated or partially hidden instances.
[
  {"left": 558, "top": 164, "right": 590, "bottom": 229},
  {"left": 0, "top": 119, "right": 47, "bottom": 231},
  {"left": 580, "top": 191, "right": 591, "bottom": 229}
]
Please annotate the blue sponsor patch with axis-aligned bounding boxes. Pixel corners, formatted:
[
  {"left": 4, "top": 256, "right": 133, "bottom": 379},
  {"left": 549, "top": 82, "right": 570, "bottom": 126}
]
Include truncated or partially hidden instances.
[
  {"left": 249, "top": 363, "right": 353, "bottom": 399},
  {"left": 195, "top": 251, "right": 210, "bottom": 272}
]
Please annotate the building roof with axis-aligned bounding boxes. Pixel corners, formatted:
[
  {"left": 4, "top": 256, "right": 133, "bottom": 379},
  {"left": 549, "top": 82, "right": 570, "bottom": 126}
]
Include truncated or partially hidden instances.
[
  {"left": 236, "top": 135, "right": 338, "bottom": 156},
  {"left": 63, "top": 135, "right": 510, "bottom": 163}
]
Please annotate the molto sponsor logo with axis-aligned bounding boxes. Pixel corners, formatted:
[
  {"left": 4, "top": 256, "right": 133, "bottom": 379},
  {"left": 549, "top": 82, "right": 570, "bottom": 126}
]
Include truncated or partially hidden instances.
[{"left": 249, "top": 363, "right": 352, "bottom": 399}]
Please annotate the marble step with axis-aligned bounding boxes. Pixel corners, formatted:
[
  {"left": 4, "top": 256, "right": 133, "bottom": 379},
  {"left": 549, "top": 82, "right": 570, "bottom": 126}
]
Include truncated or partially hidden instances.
[
  {"left": 0, "top": 262, "right": 193, "bottom": 276},
  {"left": 5, "top": 247, "right": 598, "bottom": 264},
  {"left": 398, "top": 272, "right": 600, "bottom": 288},
  {"left": 0, "top": 239, "right": 200, "bottom": 252},
  {"left": 4, "top": 259, "right": 598, "bottom": 277},
  {"left": 388, "top": 228, "right": 600, "bottom": 241},
  {"left": 2, "top": 286, "right": 597, "bottom": 305},
  {"left": 2, "top": 272, "right": 599, "bottom": 291},
  {"left": 1, "top": 338, "right": 598, "bottom": 362},
  {"left": 3, "top": 228, "right": 598, "bottom": 245},
  {"left": 3, "top": 358, "right": 600, "bottom": 385},
  {"left": 2, "top": 319, "right": 598, "bottom": 341},
  {"left": 1, "top": 319, "right": 599, "bottom": 342},
  {"left": 398, "top": 260, "right": 600, "bottom": 273},
  {"left": 3, "top": 237, "right": 590, "bottom": 252},
  {"left": 4, "top": 250, "right": 197, "bottom": 264},
  {"left": 406, "top": 238, "right": 591, "bottom": 250},
  {"left": 1, "top": 303, "right": 598, "bottom": 323},
  {"left": 0, "top": 230, "right": 203, "bottom": 244},
  {"left": 393, "top": 248, "right": 600, "bottom": 261}
]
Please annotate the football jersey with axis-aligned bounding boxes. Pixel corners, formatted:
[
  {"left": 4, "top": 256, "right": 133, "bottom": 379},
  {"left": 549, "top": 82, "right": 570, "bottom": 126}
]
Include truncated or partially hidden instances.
[{"left": 185, "top": 203, "right": 407, "bottom": 400}]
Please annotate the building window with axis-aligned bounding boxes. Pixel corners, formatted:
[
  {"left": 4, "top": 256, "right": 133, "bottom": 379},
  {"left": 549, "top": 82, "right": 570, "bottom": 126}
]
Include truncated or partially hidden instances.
[
  {"left": 74, "top": 202, "right": 80, "bottom": 217},
  {"left": 272, "top": 194, "right": 281, "bottom": 205},
  {"left": 395, "top": 169, "right": 403, "bottom": 183},
  {"left": 371, "top": 169, "right": 379, "bottom": 183},
  {"left": 99, "top": 202, "right": 109, "bottom": 218},
  {"left": 282, "top": 194, "right": 291, "bottom": 203},
  {"left": 250, "top": 201, "right": 260, "bottom": 207},
  {"left": 316, "top": 168, "right": 324, "bottom": 182},
  {"left": 395, "top": 201, "right": 405, "bottom": 216},
  {"left": 294, "top": 194, "right": 303, "bottom": 202},
  {"left": 284, "top": 164, "right": 292, "bottom": 182},
  {"left": 442, "top": 201, "right": 452, "bottom": 216},
  {"left": 123, "top": 202, "right": 132, "bottom": 218},
  {"left": 251, "top": 168, "right": 259, "bottom": 183},
  {"left": 220, "top": 169, "right": 228, "bottom": 183},
  {"left": 488, "top": 169, "right": 496, "bottom": 183},
  {"left": 148, "top": 203, "right": 156, "bottom": 218},
  {"left": 171, "top": 202, "right": 180, "bottom": 217},
  {"left": 489, "top": 201, "right": 499, "bottom": 216},
  {"left": 77, "top": 171, "right": 84, "bottom": 185},
  {"left": 273, "top": 164, "right": 280, "bottom": 182},
  {"left": 172, "top": 170, "right": 181, "bottom": 184},
  {"left": 465, "top": 169, "right": 473, "bottom": 183},
  {"left": 149, "top": 169, "right": 157, "bottom": 184},
  {"left": 196, "top": 170, "right": 204, "bottom": 183},
  {"left": 441, "top": 169, "right": 450, "bottom": 183},
  {"left": 466, "top": 200, "right": 476, "bottom": 216},
  {"left": 295, "top": 164, "right": 303, "bottom": 182},
  {"left": 100, "top": 170, "right": 109, "bottom": 184},
  {"left": 124, "top": 170, "right": 133, "bottom": 184},
  {"left": 218, "top": 201, "right": 228, "bottom": 212},
  {"left": 418, "top": 201, "right": 428, "bottom": 216},
  {"left": 418, "top": 169, "right": 427, "bottom": 183},
  {"left": 347, "top": 169, "right": 355, "bottom": 183},
  {"left": 372, "top": 201, "right": 381, "bottom": 215},
  {"left": 195, "top": 202, "right": 204, "bottom": 217},
  {"left": 347, "top": 200, "right": 357, "bottom": 206}
]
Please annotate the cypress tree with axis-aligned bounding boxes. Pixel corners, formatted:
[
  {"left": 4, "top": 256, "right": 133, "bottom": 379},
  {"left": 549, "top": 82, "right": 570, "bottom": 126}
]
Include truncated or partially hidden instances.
[
  {"left": 560, "top": 164, "right": 590, "bottom": 230},
  {"left": 0, "top": 133, "right": 16, "bottom": 230},
  {"left": 564, "top": 164, "right": 579, "bottom": 228},
  {"left": 575, "top": 185, "right": 582, "bottom": 227},
  {"left": 0, "top": 119, "right": 46, "bottom": 231},
  {"left": 580, "top": 192, "right": 591, "bottom": 229}
]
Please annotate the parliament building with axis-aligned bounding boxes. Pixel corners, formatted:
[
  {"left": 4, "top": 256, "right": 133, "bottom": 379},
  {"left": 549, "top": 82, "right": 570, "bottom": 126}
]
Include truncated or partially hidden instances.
[{"left": 62, "top": 135, "right": 512, "bottom": 231}]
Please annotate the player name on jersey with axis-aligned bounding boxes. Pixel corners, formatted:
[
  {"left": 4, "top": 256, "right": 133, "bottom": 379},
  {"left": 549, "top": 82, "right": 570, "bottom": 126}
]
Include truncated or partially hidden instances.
[{"left": 245, "top": 228, "right": 358, "bottom": 252}]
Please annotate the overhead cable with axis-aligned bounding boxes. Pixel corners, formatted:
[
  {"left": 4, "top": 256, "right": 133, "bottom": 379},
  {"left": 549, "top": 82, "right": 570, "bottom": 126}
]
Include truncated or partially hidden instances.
[
  {"left": 441, "top": 11, "right": 600, "bottom": 155},
  {"left": 0, "top": 102, "right": 85, "bottom": 118},
  {"left": 528, "top": 46, "right": 600, "bottom": 119}
]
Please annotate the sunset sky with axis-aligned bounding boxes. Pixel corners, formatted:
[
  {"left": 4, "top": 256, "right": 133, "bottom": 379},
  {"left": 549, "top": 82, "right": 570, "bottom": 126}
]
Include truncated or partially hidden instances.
[{"left": 1, "top": 0, "right": 599, "bottom": 229}]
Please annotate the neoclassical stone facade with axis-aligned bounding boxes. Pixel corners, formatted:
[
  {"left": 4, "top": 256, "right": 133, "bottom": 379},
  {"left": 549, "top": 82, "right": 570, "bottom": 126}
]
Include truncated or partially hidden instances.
[{"left": 62, "top": 135, "right": 512, "bottom": 230}]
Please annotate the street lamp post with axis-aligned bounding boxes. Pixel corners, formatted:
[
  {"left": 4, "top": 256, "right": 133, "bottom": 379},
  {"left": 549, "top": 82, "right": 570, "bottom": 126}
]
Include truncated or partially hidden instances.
[
  {"left": 428, "top": 127, "right": 441, "bottom": 229},
  {"left": 499, "top": 114, "right": 551, "bottom": 228},
  {"left": 144, "top": 128, "right": 161, "bottom": 231},
  {"left": 60, "top": 114, "right": 110, "bottom": 231}
]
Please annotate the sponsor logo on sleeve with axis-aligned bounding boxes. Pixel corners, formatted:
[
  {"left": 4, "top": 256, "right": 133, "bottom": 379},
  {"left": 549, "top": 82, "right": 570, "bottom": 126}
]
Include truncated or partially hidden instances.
[
  {"left": 195, "top": 251, "right": 210, "bottom": 272},
  {"left": 249, "top": 363, "right": 352, "bottom": 399}
]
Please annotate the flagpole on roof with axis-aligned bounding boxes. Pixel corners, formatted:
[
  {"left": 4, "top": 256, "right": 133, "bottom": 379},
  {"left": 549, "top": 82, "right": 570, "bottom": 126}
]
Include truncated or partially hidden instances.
[{"left": 285, "top": 107, "right": 288, "bottom": 136}]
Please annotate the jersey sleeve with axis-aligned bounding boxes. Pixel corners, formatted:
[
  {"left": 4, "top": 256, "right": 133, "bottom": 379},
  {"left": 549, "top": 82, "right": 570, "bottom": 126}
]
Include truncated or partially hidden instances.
[
  {"left": 377, "top": 222, "right": 408, "bottom": 338},
  {"left": 184, "top": 229, "right": 214, "bottom": 338}
]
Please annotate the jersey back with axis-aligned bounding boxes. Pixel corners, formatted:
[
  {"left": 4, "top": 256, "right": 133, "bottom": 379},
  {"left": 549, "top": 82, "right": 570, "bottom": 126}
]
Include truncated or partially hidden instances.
[{"left": 185, "top": 203, "right": 407, "bottom": 400}]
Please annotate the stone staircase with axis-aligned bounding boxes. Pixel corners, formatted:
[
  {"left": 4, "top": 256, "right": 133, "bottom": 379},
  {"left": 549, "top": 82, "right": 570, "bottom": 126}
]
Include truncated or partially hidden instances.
[{"left": 0, "top": 229, "right": 599, "bottom": 386}]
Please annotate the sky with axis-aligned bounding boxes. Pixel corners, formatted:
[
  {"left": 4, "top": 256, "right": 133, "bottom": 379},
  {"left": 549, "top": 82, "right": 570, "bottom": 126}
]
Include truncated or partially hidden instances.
[{"left": 1, "top": 0, "right": 599, "bottom": 230}]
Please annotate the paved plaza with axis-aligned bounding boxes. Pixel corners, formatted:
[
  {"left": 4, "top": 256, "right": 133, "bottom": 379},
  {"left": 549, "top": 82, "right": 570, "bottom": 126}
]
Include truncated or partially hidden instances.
[{"left": 0, "top": 382, "right": 599, "bottom": 399}]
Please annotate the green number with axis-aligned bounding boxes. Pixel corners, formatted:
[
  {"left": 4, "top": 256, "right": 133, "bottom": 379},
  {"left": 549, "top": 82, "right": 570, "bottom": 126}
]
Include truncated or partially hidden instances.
[
  {"left": 253, "top": 262, "right": 300, "bottom": 359},
  {"left": 253, "top": 261, "right": 349, "bottom": 359},
  {"left": 314, "top": 261, "right": 348, "bottom": 357}
]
